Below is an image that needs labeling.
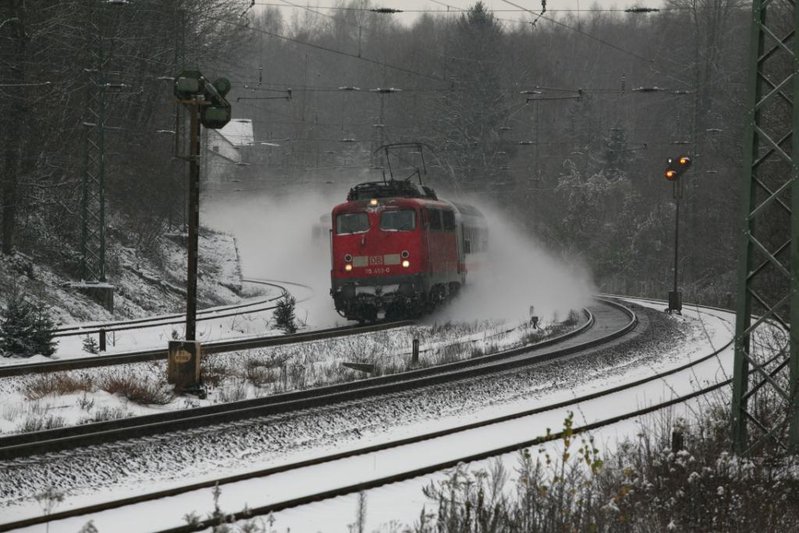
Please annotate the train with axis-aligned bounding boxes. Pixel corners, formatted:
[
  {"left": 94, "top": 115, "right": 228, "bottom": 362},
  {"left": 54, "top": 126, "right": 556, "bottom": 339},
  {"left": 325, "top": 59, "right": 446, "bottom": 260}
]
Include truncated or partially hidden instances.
[{"left": 329, "top": 179, "right": 487, "bottom": 322}]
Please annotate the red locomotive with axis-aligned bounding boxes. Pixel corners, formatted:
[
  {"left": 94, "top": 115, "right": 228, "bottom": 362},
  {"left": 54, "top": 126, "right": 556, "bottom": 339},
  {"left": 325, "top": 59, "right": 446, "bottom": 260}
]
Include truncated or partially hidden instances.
[{"left": 329, "top": 179, "right": 487, "bottom": 321}]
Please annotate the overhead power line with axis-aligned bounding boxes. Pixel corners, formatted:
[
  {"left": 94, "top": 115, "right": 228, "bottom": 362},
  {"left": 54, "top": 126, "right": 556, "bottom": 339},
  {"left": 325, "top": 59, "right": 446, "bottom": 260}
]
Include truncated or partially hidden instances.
[
  {"left": 200, "top": 13, "right": 447, "bottom": 83},
  {"left": 254, "top": 2, "right": 690, "bottom": 14}
]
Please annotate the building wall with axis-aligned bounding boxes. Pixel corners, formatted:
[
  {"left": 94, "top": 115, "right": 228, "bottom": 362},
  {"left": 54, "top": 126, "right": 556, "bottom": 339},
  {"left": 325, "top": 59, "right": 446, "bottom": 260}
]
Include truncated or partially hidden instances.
[{"left": 203, "top": 129, "right": 240, "bottom": 190}]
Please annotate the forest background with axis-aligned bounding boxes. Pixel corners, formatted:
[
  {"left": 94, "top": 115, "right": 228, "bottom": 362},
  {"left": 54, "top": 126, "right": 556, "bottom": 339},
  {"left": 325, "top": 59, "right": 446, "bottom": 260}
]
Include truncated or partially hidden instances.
[{"left": 0, "top": 0, "right": 778, "bottom": 311}]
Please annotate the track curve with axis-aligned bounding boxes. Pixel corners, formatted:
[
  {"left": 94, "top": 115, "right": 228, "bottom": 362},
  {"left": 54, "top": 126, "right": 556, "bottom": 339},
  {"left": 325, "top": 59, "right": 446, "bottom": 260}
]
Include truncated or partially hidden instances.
[{"left": 0, "top": 298, "right": 735, "bottom": 533}]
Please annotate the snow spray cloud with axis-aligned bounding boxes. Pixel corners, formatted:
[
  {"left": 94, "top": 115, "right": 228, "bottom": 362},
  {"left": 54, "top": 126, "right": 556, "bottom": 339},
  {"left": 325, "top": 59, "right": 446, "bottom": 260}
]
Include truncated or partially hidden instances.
[
  {"left": 203, "top": 188, "right": 594, "bottom": 327},
  {"left": 434, "top": 201, "right": 595, "bottom": 324},
  {"left": 202, "top": 188, "right": 347, "bottom": 326}
]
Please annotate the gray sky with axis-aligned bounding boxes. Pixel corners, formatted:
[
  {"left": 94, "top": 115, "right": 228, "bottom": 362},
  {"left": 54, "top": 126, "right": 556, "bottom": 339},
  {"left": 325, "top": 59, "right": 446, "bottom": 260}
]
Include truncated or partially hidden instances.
[{"left": 254, "top": 0, "right": 666, "bottom": 28}]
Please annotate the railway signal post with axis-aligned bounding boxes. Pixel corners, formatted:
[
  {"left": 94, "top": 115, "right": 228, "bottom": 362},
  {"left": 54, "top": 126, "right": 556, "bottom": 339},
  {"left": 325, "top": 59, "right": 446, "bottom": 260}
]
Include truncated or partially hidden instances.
[
  {"left": 168, "top": 69, "right": 231, "bottom": 394},
  {"left": 664, "top": 155, "right": 692, "bottom": 314}
]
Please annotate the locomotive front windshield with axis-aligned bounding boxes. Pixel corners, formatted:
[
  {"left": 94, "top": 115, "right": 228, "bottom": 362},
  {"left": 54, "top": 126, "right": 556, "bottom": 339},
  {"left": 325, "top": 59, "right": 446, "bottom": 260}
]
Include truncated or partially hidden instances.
[
  {"left": 380, "top": 209, "right": 416, "bottom": 231},
  {"left": 336, "top": 212, "right": 369, "bottom": 234}
]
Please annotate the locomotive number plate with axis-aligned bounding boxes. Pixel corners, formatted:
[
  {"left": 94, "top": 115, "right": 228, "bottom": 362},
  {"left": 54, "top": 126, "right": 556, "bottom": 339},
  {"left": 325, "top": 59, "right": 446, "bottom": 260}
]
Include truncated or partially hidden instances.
[
  {"left": 366, "top": 267, "right": 391, "bottom": 275},
  {"left": 368, "top": 255, "right": 384, "bottom": 266}
]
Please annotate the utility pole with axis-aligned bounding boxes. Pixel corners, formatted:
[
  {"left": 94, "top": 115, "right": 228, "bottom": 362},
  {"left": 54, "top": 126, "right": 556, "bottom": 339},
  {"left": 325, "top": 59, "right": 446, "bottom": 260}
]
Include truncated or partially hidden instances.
[
  {"left": 732, "top": 0, "right": 799, "bottom": 454},
  {"left": 77, "top": 0, "right": 126, "bottom": 311},
  {"left": 168, "top": 70, "right": 231, "bottom": 396},
  {"left": 1, "top": 0, "right": 25, "bottom": 256},
  {"left": 185, "top": 102, "right": 201, "bottom": 341},
  {"left": 370, "top": 87, "right": 400, "bottom": 159},
  {"left": 664, "top": 156, "right": 692, "bottom": 313}
]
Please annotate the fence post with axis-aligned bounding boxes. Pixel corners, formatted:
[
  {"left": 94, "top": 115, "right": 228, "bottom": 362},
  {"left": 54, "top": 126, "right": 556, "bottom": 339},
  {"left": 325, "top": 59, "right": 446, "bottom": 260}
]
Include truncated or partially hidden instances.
[
  {"left": 412, "top": 338, "right": 419, "bottom": 365},
  {"left": 99, "top": 329, "right": 106, "bottom": 352}
]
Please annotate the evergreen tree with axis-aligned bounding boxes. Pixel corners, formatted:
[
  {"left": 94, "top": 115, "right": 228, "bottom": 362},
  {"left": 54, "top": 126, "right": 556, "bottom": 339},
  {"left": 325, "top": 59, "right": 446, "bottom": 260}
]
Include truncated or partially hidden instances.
[
  {"left": 0, "top": 291, "right": 57, "bottom": 357},
  {"left": 272, "top": 294, "right": 297, "bottom": 334},
  {"left": 435, "top": 2, "right": 507, "bottom": 194}
]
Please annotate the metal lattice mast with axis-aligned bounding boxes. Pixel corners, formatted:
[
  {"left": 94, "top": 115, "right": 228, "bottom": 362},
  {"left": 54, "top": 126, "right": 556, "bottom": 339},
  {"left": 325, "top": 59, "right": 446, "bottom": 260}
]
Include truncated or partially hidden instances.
[
  {"left": 732, "top": 0, "right": 799, "bottom": 454},
  {"left": 81, "top": 60, "right": 107, "bottom": 282},
  {"left": 80, "top": 7, "right": 107, "bottom": 283}
]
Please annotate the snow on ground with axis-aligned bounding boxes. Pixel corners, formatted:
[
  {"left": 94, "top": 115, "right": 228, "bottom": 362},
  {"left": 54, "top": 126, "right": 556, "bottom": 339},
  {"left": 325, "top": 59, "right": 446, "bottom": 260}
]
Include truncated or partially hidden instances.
[
  {"left": 0, "top": 229, "right": 261, "bottom": 367},
  {"left": 0, "top": 316, "right": 571, "bottom": 435},
  {"left": 0, "top": 189, "right": 697, "bottom": 530},
  {"left": 216, "top": 301, "right": 737, "bottom": 533},
  {"left": 0, "top": 300, "right": 729, "bottom": 529}
]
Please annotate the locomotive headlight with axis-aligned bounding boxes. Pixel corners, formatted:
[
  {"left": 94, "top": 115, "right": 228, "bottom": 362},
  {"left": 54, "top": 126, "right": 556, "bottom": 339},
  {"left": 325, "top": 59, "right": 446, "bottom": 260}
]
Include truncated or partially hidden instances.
[
  {"left": 344, "top": 254, "right": 352, "bottom": 262},
  {"left": 401, "top": 260, "right": 410, "bottom": 268},
  {"left": 400, "top": 250, "right": 410, "bottom": 259},
  {"left": 345, "top": 264, "right": 353, "bottom": 272},
  {"left": 369, "top": 198, "right": 378, "bottom": 206}
]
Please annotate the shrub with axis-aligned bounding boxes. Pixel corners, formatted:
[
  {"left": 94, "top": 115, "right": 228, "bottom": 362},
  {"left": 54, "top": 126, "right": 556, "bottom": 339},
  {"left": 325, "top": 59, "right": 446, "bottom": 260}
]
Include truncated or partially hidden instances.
[
  {"left": 0, "top": 290, "right": 57, "bottom": 357},
  {"left": 82, "top": 335, "right": 99, "bottom": 354},
  {"left": 18, "top": 414, "right": 65, "bottom": 433},
  {"left": 411, "top": 400, "right": 799, "bottom": 533},
  {"left": 414, "top": 412, "right": 604, "bottom": 533},
  {"left": 24, "top": 374, "right": 94, "bottom": 400},
  {"left": 272, "top": 294, "right": 297, "bottom": 334},
  {"left": 102, "top": 375, "right": 173, "bottom": 405}
]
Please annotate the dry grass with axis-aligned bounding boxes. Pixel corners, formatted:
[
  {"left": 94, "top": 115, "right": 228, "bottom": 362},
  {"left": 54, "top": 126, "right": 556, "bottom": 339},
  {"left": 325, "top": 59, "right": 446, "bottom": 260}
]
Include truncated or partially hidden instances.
[
  {"left": 24, "top": 374, "right": 94, "bottom": 400},
  {"left": 81, "top": 405, "right": 128, "bottom": 423},
  {"left": 23, "top": 371, "right": 173, "bottom": 405},
  {"left": 18, "top": 414, "right": 65, "bottom": 432},
  {"left": 218, "top": 380, "right": 248, "bottom": 403},
  {"left": 102, "top": 375, "right": 173, "bottom": 405},
  {"left": 243, "top": 356, "right": 280, "bottom": 387},
  {"left": 410, "top": 396, "right": 799, "bottom": 533}
]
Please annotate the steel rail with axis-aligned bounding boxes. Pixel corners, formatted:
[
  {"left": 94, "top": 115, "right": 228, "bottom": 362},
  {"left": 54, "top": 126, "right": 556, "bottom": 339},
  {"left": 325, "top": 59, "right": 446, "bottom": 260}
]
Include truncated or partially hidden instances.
[
  {"left": 51, "top": 279, "right": 302, "bottom": 337},
  {"left": 0, "top": 299, "right": 729, "bottom": 533},
  {"left": 0, "top": 299, "right": 623, "bottom": 460},
  {"left": 159, "top": 374, "right": 733, "bottom": 533},
  {"left": 601, "top": 293, "right": 734, "bottom": 315},
  {"left": 0, "top": 319, "right": 413, "bottom": 378}
]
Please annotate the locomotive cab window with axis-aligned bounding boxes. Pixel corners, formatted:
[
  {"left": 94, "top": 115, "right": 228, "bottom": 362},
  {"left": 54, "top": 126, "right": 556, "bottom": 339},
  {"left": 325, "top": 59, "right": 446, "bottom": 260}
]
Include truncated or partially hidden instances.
[
  {"left": 427, "top": 209, "right": 442, "bottom": 230},
  {"left": 380, "top": 209, "right": 416, "bottom": 231},
  {"left": 442, "top": 210, "right": 456, "bottom": 231},
  {"left": 336, "top": 212, "right": 370, "bottom": 234}
]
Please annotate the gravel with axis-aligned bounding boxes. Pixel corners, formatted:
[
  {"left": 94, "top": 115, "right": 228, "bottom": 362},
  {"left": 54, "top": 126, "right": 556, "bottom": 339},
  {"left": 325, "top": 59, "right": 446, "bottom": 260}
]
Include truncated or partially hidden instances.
[{"left": 0, "top": 303, "right": 699, "bottom": 509}]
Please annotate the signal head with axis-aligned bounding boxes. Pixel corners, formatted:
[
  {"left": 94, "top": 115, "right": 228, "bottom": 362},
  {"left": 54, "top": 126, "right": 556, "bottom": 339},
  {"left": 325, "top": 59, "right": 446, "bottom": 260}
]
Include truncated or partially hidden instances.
[
  {"left": 665, "top": 169, "right": 678, "bottom": 181},
  {"left": 212, "top": 77, "right": 232, "bottom": 98},
  {"left": 174, "top": 70, "right": 205, "bottom": 100},
  {"left": 200, "top": 102, "right": 232, "bottom": 129},
  {"left": 678, "top": 155, "right": 692, "bottom": 167}
]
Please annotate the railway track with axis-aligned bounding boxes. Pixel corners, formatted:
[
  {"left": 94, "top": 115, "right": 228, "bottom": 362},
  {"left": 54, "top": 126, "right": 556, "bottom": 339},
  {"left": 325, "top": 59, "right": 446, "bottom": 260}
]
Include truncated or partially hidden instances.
[
  {"left": 0, "top": 300, "right": 734, "bottom": 533},
  {"left": 0, "top": 297, "right": 620, "bottom": 458},
  {"left": 0, "top": 299, "right": 617, "bottom": 461},
  {"left": 50, "top": 278, "right": 299, "bottom": 338},
  {"left": 0, "top": 318, "right": 412, "bottom": 377}
]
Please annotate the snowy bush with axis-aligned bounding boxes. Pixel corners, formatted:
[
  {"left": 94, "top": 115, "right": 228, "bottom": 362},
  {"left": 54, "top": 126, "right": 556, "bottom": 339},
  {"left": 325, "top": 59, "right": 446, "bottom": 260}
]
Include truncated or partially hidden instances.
[{"left": 410, "top": 402, "right": 799, "bottom": 532}]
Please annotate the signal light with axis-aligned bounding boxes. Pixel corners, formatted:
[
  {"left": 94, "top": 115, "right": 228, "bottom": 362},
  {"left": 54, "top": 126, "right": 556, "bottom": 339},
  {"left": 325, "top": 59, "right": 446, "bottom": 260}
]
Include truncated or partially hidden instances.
[
  {"left": 664, "top": 155, "right": 692, "bottom": 181},
  {"left": 174, "top": 70, "right": 232, "bottom": 130},
  {"left": 201, "top": 77, "right": 232, "bottom": 130},
  {"left": 174, "top": 70, "right": 205, "bottom": 100}
]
